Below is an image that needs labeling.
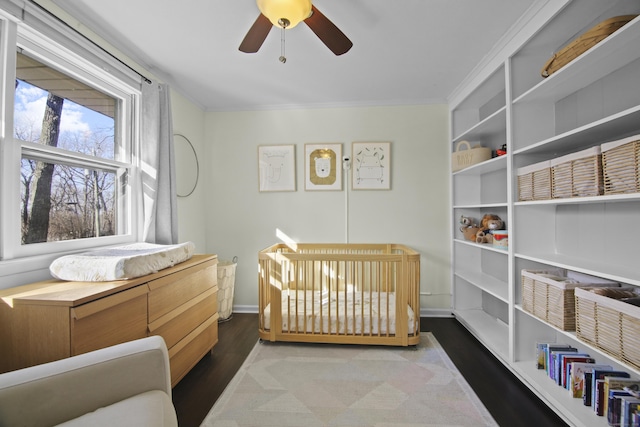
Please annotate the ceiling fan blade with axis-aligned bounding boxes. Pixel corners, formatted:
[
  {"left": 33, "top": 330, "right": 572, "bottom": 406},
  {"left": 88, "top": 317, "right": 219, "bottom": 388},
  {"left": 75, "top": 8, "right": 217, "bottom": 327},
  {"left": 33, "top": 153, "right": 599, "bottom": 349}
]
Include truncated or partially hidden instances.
[
  {"left": 239, "top": 14, "right": 273, "bottom": 53},
  {"left": 305, "top": 5, "right": 353, "bottom": 56}
]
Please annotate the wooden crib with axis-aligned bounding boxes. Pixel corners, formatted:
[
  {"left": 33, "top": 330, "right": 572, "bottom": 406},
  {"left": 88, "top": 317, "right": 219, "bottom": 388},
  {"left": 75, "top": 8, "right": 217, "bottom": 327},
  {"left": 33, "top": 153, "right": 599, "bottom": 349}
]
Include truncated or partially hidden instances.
[{"left": 258, "top": 243, "right": 420, "bottom": 346}]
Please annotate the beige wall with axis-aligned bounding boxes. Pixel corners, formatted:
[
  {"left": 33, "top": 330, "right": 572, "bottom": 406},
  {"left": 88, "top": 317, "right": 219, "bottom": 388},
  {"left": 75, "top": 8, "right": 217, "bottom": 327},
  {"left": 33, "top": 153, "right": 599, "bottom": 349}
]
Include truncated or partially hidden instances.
[
  {"left": 202, "top": 104, "right": 452, "bottom": 314},
  {"left": 171, "top": 89, "right": 207, "bottom": 252}
]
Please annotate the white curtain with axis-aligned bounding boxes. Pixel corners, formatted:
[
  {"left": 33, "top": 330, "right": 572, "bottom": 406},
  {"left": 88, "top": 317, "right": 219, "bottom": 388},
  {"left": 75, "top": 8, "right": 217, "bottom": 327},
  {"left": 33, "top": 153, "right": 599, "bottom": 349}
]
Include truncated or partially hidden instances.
[{"left": 140, "top": 82, "right": 178, "bottom": 244}]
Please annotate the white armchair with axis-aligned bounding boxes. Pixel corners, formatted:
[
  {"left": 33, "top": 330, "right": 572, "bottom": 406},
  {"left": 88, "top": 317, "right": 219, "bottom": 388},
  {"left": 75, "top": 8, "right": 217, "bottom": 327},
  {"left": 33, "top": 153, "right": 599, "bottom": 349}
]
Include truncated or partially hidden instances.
[{"left": 0, "top": 336, "right": 178, "bottom": 427}]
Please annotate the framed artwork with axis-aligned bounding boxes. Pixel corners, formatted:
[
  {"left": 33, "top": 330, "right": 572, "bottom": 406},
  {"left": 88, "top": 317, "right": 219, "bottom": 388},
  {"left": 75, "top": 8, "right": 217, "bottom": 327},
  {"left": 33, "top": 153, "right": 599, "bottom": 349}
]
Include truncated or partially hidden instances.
[
  {"left": 258, "top": 145, "right": 296, "bottom": 192},
  {"left": 304, "top": 143, "right": 342, "bottom": 191},
  {"left": 352, "top": 141, "right": 391, "bottom": 190}
]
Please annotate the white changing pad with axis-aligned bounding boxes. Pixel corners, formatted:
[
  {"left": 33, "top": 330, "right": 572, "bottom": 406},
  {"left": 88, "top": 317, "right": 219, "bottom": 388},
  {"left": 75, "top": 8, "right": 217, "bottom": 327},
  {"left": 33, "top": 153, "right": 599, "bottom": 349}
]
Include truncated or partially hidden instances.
[{"left": 50, "top": 242, "right": 196, "bottom": 282}]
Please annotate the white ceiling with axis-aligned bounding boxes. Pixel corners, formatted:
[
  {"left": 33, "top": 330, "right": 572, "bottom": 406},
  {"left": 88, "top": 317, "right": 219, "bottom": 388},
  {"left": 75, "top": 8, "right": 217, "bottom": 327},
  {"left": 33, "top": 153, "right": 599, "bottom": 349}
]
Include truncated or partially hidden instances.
[{"left": 49, "top": 0, "right": 536, "bottom": 112}]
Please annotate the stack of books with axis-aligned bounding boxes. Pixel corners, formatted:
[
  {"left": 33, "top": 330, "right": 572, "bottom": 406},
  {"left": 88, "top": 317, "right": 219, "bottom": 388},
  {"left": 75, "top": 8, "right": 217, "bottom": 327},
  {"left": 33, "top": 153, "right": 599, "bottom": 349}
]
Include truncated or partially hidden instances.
[{"left": 536, "top": 342, "right": 640, "bottom": 426}]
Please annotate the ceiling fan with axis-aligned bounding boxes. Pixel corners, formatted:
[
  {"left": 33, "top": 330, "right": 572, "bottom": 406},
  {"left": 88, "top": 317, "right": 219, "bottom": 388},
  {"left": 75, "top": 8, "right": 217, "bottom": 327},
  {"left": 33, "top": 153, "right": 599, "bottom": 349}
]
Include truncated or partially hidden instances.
[{"left": 239, "top": 0, "right": 353, "bottom": 57}]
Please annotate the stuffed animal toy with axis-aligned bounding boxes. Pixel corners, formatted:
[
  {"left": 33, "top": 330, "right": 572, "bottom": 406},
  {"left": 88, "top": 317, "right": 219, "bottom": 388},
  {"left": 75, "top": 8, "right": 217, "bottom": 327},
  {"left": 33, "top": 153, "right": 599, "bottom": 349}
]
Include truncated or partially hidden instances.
[
  {"left": 459, "top": 215, "right": 479, "bottom": 242},
  {"left": 475, "top": 214, "right": 505, "bottom": 244},
  {"left": 475, "top": 230, "right": 492, "bottom": 244},
  {"left": 461, "top": 225, "right": 480, "bottom": 242},
  {"left": 459, "top": 215, "right": 476, "bottom": 228}
]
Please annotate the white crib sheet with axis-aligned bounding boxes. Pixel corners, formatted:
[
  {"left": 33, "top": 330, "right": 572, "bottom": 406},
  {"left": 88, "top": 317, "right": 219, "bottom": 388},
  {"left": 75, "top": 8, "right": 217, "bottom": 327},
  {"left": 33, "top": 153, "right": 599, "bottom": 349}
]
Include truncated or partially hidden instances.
[
  {"left": 264, "top": 290, "right": 416, "bottom": 335},
  {"left": 49, "top": 241, "right": 195, "bottom": 281}
]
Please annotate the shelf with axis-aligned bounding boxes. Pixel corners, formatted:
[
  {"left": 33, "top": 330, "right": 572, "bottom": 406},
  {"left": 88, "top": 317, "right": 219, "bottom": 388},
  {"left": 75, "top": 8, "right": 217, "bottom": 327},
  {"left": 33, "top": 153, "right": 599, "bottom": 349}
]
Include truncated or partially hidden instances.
[
  {"left": 513, "top": 105, "right": 640, "bottom": 157},
  {"left": 452, "top": 106, "right": 506, "bottom": 143},
  {"left": 453, "top": 202, "right": 507, "bottom": 209},
  {"left": 455, "top": 269, "right": 508, "bottom": 302},
  {"left": 513, "top": 16, "right": 640, "bottom": 105},
  {"left": 515, "top": 253, "right": 640, "bottom": 287},
  {"left": 452, "top": 154, "right": 506, "bottom": 176},
  {"left": 453, "top": 309, "right": 508, "bottom": 361},
  {"left": 515, "top": 305, "right": 640, "bottom": 375},
  {"left": 513, "top": 361, "right": 612, "bottom": 427},
  {"left": 455, "top": 238, "right": 509, "bottom": 255},
  {"left": 514, "top": 193, "right": 640, "bottom": 206}
]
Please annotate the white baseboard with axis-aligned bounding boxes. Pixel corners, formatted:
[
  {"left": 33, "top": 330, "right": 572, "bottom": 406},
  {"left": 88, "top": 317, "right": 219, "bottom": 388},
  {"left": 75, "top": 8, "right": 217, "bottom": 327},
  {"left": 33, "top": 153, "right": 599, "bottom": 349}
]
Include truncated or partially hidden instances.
[
  {"left": 420, "top": 308, "right": 454, "bottom": 318},
  {"left": 232, "top": 305, "right": 258, "bottom": 314}
]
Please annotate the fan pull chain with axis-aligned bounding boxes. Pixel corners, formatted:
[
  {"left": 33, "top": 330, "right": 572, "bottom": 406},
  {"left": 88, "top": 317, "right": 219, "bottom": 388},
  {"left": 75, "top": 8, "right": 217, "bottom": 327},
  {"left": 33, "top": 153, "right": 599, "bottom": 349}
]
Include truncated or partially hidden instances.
[
  {"left": 277, "top": 18, "right": 290, "bottom": 63},
  {"left": 279, "top": 26, "right": 287, "bottom": 63}
]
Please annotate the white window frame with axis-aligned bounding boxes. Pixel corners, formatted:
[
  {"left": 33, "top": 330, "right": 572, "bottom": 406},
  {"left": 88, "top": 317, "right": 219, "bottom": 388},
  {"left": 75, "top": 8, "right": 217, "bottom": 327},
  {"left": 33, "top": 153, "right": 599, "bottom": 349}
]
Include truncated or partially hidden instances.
[{"left": 0, "top": 6, "right": 142, "bottom": 262}]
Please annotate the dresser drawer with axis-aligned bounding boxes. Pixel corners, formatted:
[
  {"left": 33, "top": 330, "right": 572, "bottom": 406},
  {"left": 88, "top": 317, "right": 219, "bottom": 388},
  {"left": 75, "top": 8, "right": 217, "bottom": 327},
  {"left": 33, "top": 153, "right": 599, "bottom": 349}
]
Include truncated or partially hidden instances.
[
  {"left": 147, "top": 259, "right": 217, "bottom": 323},
  {"left": 148, "top": 286, "right": 218, "bottom": 349},
  {"left": 71, "top": 286, "right": 148, "bottom": 355},
  {"left": 168, "top": 314, "right": 218, "bottom": 386}
]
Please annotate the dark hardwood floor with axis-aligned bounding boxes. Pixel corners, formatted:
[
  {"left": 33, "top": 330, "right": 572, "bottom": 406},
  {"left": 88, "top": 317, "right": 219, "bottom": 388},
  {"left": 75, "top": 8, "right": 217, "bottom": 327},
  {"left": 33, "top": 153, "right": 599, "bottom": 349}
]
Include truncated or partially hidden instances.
[{"left": 172, "top": 314, "right": 568, "bottom": 427}]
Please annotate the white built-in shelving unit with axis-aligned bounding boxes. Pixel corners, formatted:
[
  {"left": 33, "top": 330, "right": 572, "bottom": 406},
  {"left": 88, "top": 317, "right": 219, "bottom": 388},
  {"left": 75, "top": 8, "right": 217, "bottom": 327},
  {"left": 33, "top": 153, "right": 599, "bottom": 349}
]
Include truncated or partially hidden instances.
[{"left": 450, "top": 0, "right": 640, "bottom": 425}]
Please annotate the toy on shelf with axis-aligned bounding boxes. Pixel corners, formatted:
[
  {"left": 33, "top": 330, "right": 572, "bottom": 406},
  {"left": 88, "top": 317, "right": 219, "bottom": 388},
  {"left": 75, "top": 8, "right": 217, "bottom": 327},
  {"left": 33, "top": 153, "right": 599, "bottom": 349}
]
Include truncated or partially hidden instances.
[
  {"left": 475, "top": 214, "right": 505, "bottom": 244},
  {"left": 459, "top": 215, "right": 479, "bottom": 242}
]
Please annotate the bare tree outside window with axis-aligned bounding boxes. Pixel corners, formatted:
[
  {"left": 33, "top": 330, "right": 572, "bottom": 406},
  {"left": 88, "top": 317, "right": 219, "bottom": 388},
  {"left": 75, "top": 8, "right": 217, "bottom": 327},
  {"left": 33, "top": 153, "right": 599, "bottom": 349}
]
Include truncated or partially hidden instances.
[{"left": 15, "top": 58, "right": 119, "bottom": 245}]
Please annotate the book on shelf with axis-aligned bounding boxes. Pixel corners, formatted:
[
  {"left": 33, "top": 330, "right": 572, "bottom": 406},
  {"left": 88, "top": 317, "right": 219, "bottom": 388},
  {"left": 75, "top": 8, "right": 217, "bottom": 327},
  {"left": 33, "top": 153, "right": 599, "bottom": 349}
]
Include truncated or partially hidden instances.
[
  {"left": 620, "top": 396, "right": 640, "bottom": 427},
  {"left": 570, "top": 362, "right": 612, "bottom": 398},
  {"left": 609, "top": 391, "right": 633, "bottom": 425},
  {"left": 549, "top": 349, "right": 580, "bottom": 382},
  {"left": 582, "top": 368, "right": 628, "bottom": 406},
  {"left": 535, "top": 343, "right": 574, "bottom": 371},
  {"left": 584, "top": 372, "right": 594, "bottom": 406},
  {"left": 592, "top": 371, "right": 631, "bottom": 415},
  {"left": 596, "top": 379, "right": 607, "bottom": 415},
  {"left": 616, "top": 394, "right": 640, "bottom": 427},
  {"left": 605, "top": 378, "right": 640, "bottom": 421},
  {"left": 559, "top": 354, "right": 593, "bottom": 388}
]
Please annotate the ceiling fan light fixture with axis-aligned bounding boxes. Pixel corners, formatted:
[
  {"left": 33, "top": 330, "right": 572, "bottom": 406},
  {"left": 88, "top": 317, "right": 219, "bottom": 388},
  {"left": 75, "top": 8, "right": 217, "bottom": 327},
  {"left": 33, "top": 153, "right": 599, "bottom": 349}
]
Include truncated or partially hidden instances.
[{"left": 256, "top": 0, "right": 312, "bottom": 29}]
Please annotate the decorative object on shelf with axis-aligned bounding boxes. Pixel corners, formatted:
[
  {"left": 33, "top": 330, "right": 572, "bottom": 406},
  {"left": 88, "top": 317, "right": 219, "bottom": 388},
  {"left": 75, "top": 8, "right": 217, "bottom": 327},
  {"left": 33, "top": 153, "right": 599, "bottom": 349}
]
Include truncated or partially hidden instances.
[
  {"left": 474, "top": 214, "right": 504, "bottom": 244},
  {"left": 258, "top": 145, "right": 296, "bottom": 192},
  {"left": 576, "top": 286, "right": 640, "bottom": 370},
  {"left": 495, "top": 144, "right": 507, "bottom": 157},
  {"left": 551, "top": 146, "right": 603, "bottom": 199},
  {"left": 351, "top": 141, "right": 391, "bottom": 190},
  {"left": 459, "top": 215, "right": 479, "bottom": 242},
  {"left": 601, "top": 134, "right": 640, "bottom": 195},
  {"left": 491, "top": 230, "right": 508, "bottom": 250},
  {"left": 540, "top": 15, "right": 638, "bottom": 78},
  {"left": 451, "top": 140, "right": 491, "bottom": 172},
  {"left": 522, "top": 269, "right": 619, "bottom": 331},
  {"left": 305, "top": 143, "right": 342, "bottom": 191},
  {"left": 517, "top": 160, "right": 551, "bottom": 201}
]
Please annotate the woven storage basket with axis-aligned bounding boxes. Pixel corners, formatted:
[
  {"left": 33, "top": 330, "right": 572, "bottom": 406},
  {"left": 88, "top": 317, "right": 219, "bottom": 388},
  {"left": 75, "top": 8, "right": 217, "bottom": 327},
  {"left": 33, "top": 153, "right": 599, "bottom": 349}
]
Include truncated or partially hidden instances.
[
  {"left": 541, "top": 15, "right": 637, "bottom": 78},
  {"left": 550, "top": 146, "right": 603, "bottom": 198},
  {"left": 601, "top": 135, "right": 640, "bottom": 195},
  {"left": 575, "top": 287, "right": 640, "bottom": 369},
  {"left": 517, "top": 160, "right": 551, "bottom": 201},
  {"left": 521, "top": 269, "right": 618, "bottom": 331},
  {"left": 452, "top": 140, "right": 492, "bottom": 172}
]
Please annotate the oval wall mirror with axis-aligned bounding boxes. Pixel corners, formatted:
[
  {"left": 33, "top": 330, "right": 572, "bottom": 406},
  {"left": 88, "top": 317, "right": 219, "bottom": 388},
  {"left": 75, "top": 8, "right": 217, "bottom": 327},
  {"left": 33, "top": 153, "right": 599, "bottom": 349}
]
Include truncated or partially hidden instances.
[{"left": 174, "top": 133, "right": 199, "bottom": 197}]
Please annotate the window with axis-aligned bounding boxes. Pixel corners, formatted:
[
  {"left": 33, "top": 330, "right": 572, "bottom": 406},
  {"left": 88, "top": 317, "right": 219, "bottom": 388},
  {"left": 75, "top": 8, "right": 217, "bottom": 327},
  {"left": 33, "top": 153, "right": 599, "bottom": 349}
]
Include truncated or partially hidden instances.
[
  {"left": 1, "top": 7, "right": 141, "bottom": 260},
  {"left": 16, "top": 53, "right": 122, "bottom": 245}
]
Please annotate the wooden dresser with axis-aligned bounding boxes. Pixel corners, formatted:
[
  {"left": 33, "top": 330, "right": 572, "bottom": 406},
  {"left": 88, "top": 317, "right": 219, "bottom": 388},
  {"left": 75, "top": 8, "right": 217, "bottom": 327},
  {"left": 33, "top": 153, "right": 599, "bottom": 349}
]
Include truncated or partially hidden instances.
[{"left": 0, "top": 254, "right": 218, "bottom": 386}]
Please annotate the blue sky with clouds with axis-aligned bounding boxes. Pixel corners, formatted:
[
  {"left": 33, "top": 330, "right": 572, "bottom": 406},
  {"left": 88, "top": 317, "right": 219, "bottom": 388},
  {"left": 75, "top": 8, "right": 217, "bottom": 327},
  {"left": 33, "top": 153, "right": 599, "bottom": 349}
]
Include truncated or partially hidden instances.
[{"left": 14, "top": 80, "right": 114, "bottom": 137}]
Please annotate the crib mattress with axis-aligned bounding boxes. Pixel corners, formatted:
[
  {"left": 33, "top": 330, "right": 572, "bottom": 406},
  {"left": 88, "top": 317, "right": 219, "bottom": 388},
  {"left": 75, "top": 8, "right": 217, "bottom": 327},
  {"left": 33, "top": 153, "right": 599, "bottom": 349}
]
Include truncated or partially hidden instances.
[
  {"left": 264, "top": 290, "right": 416, "bottom": 335},
  {"left": 49, "top": 241, "right": 195, "bottom": 281}
]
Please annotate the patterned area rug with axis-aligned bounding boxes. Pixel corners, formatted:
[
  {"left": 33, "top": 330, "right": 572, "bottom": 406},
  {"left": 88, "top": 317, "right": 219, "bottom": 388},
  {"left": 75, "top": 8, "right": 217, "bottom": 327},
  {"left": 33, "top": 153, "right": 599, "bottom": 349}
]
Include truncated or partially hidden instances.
[{"left": 201, "top": 333, "right": 497, "bottom": 426}]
